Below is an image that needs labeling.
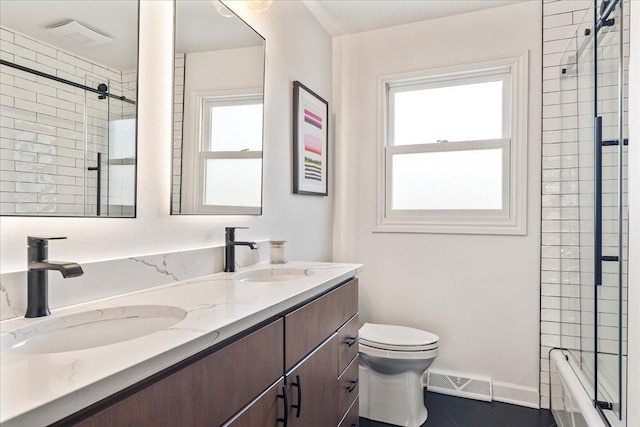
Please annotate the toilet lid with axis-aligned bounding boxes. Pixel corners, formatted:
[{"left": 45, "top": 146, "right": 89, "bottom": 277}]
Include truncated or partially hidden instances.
[{"left": 359, "top": 323, "right": 439, "bottom": 351}]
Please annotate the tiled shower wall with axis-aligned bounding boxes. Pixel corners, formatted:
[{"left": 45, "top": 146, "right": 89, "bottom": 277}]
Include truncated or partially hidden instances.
[
  {"left": 541, "top": 0, "right": 629, "bottom": 409},
  {"left": 0, "top": 26, "right": 135, "bottom": 215},
  {"left": 172, "top": 54, "right": 185, "bottom": 214}
]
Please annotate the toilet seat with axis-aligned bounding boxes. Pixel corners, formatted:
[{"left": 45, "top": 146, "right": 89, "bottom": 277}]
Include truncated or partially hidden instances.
[{"left": 359, "top": 323, "right": 439, "bottom": 359}]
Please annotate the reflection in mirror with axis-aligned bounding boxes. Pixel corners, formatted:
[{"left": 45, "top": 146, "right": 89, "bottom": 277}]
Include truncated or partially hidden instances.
[
  {"left": 172, "top": 0, "right": 265, "bottom": 215},
  {"left": 0, "top": 1, "right": 138, "bottom": 217}
]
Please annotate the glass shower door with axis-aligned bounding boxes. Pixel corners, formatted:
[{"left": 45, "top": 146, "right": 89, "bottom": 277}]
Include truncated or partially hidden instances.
[
  {"left": 84, "top": 76, "right": 137, "bottom": 217},
  {"left": 558, "top": 0, "right": 628, "bottom": 421},
  {"left": 594, "top": 0, "right": 627, "bottom": 417},
  {"left": 106, "top": 78, "right": 136, "bottom": 217}
]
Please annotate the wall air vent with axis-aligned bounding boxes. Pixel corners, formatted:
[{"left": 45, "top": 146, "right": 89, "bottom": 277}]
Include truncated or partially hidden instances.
[
  {"left": 46, "top": 21, "right": 113, "bottom": 47},
  {"left": 426, "top": 370, "right": 493, "bottom": 402}
]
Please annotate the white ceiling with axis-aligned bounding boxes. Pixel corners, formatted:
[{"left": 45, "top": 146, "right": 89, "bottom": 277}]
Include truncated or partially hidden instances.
[
  {"left": 0, "top": 0, "right": 138, "bottom": 71},
  {"left": 0, "top": 1, "right": 528, "bottom": 72},
  {"left": 303, "top": 0, "right": 530, "bottom": 36},
  {"left": 176, "top": 1, "right": 264, "bottom": 55}
]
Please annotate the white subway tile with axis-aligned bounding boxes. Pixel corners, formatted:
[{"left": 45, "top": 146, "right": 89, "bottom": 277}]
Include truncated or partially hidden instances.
[
  {"left": 14, "top": 98, "right": 55, "bottom": 116},
  {"left": 1, "top": 40, "right": 36, "bottom": 61},
  {"left": 14, "top": 34, "right": 57, "bottom": 58},
  {"left": 543, "top": 12, "right": 573, "bottom": 29},
  {"left": 0, "top": 28, "right": 14, "bottom": 43},
  {"left": 14, "top": 119, "right": 55, "bottom": 136},
  {"left": 545, "top": 0, "right": 589, "bottom": 16},
  {"left": 543, "top": 24, "right": 580, "bottom": 42},
  {"left": 0, "top": 83, "right": 37, "bottom": 102}
]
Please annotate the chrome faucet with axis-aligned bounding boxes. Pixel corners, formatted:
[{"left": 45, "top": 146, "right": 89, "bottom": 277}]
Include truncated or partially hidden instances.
[
  {"left": 224, "top": 227, "right": 258, "bottom": 273},
  {"left": 26, "top": 236, "right": 83, "bottom": 318}
]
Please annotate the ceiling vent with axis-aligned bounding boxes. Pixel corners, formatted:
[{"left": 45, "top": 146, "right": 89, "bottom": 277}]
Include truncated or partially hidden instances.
[{"left": 46, "top": 21, "right": 113, "bottom": 47}]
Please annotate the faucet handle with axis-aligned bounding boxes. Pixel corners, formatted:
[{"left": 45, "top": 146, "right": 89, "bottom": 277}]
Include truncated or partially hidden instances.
[{"left": 28, "top": 236, "right": 67, "bottom": 247}]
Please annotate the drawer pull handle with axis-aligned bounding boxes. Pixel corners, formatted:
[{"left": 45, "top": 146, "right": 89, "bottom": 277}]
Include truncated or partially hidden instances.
[
  {"left": 346, "top": 336, "right": 358, "bottom": 347},
  {"left": 291, "top": 374, "right": 302, "bottom": 418},
  {"left": 346, "top": 379, "right": 358, "bottom": 393},
  {"left": 277, "top": 385, "right": 288, "bottom": 426}
]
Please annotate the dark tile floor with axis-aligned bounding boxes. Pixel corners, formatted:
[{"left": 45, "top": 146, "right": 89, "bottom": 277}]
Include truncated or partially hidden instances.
[{"left": 359, "top": 391, "right": 557, "bottom": 427}]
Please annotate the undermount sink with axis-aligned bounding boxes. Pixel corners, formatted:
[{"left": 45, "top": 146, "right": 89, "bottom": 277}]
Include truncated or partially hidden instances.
[
  {"left": 232, "top": 268, "right": 314, "bottom": 283},
  {"left": 1, "top": 305, "right": 187, "bottom": 355}
]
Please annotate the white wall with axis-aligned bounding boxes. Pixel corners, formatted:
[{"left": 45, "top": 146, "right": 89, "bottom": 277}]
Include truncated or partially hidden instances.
[
  {"left": 0, "top": 2, "right": 333, "bottom": 272},
  {"left": 333, "top": 2, "right": 542, "bottom": 407},
  {"left": 627, "top": 1, "right": 639, "bottom": 424}
]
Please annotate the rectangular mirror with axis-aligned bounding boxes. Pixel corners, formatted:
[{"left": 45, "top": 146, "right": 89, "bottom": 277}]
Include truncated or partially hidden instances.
[
  {"left": 0, "top": 1, "right": 138, "bottom": 217},
  {"left": 172, "top": 0, "right": 265, "bottom": 215}
]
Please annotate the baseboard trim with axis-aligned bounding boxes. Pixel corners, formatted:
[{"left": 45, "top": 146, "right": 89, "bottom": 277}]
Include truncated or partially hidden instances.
[{"left": 492, "top": 381, "right": 540, "bottom": 409}]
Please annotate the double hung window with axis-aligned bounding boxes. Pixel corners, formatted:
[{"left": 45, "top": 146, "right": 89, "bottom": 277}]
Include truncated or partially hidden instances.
[
  {"left": 183, "top": 91, "right": 263, "bottom": 214},
  {"left": 376, "top": 54, "right": 528, "bottom": 234}
]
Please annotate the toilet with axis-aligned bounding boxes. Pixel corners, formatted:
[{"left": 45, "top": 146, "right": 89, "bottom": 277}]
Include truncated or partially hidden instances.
[{"left": 359, "top": 323, "right": 439, "bottom": 427}]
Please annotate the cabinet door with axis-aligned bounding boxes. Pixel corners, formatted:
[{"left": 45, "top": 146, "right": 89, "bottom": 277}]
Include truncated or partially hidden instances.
[
  {"left": 286, "top": 335, "right": 339, "bottom": 427},
  {"left": 225, "top": 378, "right": 286, "bottom": 427},
  {"left": 71, "top": 319, "right": 283, "bottom": 427},
  {"left": 285, "top": 278, "right": 358, "bottom": 370}
]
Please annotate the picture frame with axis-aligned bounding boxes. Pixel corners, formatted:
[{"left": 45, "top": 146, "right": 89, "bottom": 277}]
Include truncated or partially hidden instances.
[{"left": 292, "top": 81, "right": 329, "bottom": 196}]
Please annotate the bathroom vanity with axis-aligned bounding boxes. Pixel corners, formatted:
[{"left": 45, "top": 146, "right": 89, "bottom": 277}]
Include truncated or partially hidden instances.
[{"left": 0, "top": 262, "right": 362, "bottom": 427}]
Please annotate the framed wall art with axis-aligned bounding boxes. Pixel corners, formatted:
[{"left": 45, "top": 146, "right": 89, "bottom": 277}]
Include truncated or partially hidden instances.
[{"left": 292, "top": 81, "right": 328, "bottom": 196}]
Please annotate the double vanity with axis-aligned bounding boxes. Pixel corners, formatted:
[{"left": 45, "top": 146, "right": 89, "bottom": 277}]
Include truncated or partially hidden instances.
[{"left": 0, "top": 262, "right": 362, "bottom": 426}]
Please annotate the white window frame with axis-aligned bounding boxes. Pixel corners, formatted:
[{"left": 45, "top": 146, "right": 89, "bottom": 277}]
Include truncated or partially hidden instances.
[
  {"left": 182, "top": 88, "right": 263, "bottom": 215},
  {"left": 374, "top": 52, "right": 529, "bottom": 235}
]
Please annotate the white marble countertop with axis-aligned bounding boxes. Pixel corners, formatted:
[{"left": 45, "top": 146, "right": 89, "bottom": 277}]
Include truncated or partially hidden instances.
[{"left": 0, "top": 261, "right": 362, "bottom": 427}]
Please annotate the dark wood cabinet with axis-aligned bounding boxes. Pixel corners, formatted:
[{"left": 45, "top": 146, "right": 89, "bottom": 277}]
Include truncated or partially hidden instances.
[
  {"left": 283, "top": 278, "right": 360, "bottom": 427},
  {"left": 225, "top": 379, "right": 286, "bottom": 427},
  {"left": 69, "top": 319, "right": 284, "bottom": 427},
  {"left": 284, "top": 278, "right": 359, "bottom": 371},
  {"left": 56, "top": 278, "right": 359, "bottom": 427},
  {"left": 285, "top": 335, "right": 339, "bottom": 426}
]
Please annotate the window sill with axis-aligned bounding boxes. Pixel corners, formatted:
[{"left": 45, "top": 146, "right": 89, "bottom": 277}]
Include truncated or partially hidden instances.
[{"left": 373, "top": 216, "right": 527, "bottom": 235}]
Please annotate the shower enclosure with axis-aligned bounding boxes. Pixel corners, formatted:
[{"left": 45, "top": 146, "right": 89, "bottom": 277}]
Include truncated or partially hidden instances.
[
  {"left": 0, "top": 59, "right": 137, "bottom": 217},
  {"left": 555, "top": 0, "right": 629, "bottom": 424},
  {"left": 84, "top": 75, "right": 137, "bottom": 217}
]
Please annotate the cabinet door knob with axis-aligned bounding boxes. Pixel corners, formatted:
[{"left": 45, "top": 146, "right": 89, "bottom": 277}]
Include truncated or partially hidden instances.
[
  {"left": 346, "top": 336, "right": 358, "bottom": 347},
  {"left": 277, "top": 385, "right": 289, "bottom": 426},
  {"left": 291, "top": 374, "right": 302, "bottom": 418},
  {"left": 346, "top": 378, "right": 359, "bottom": 393}
]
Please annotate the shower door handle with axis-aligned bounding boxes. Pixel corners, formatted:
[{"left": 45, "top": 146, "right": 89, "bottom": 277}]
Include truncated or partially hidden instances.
[
  {"left": 594, "top": 117, "right": 602, "bottom": 286},
  {"left": 87, "top": 152, "right": 102, "bottom": 216}
]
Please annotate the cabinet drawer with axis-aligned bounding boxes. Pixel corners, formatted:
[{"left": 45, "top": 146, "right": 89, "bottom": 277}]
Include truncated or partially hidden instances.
[
  {"left": 285, "top": 278, "right": 358, "bottom": 370},
  {"left": 338, "top": 396, "right": 359, "bottom": 427},
  {"left": 337, "top": 314, "right": 359, "bottom": 375},
  {"left": 71, "top": 319, "right": 284, "bottom": 427},
  {"left": 337, "top": 355, "right": 359, "bottom": 420},
  {"left": 224, "top": 378, "right": 285, "bottom": 427}
]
